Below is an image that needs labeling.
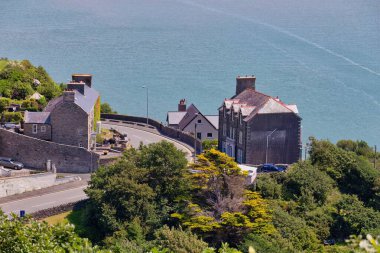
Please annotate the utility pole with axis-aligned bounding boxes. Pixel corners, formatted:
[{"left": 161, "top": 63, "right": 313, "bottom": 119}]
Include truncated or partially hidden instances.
[{"left": 194, "top": 123, "right": 198, "bottom": 162}]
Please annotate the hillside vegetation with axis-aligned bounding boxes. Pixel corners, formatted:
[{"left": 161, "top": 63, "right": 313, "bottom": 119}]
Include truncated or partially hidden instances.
[{"left": 0, "top": 58, "right": 63, "bottom": 122}]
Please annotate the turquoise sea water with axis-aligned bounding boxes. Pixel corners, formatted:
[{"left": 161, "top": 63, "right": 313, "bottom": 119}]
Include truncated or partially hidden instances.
[{"left": 0, "top": 0, "right": 379, "bottom": 145}]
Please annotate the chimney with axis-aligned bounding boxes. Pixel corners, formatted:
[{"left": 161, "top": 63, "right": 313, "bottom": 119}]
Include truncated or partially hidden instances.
[
  {"left": 72, "top": 74, "right": 92, "bottom": 87},
  {"left": 178, "top": 99, "right": 187, "bottom": 112},
  {"left": 67, "top": 82, "right": 85, "bottom": 95},
  {"left": 236, "top": 75, "right": 256, "bottom": 95},
  {"left": 63, "top": 90, "right": 75, "bottom": 102}
]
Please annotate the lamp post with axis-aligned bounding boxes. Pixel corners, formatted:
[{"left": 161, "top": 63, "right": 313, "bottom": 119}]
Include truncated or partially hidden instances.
[
  {"left": 193, "top": 113, "right": 199, "bottom": 161},
  {"left": 265, "top": 129, "right": 277, "bottom": 164},
  {"left": 142, "top": 85, "right": 148, "bottom": 125}
]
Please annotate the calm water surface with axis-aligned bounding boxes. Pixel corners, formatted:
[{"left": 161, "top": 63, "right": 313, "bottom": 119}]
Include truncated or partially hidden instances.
[{"left": 0, "top": 0, "right": 379, "bottom": 144}]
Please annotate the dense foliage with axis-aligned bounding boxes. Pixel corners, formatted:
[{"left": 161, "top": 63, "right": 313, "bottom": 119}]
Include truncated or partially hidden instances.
[
  {"left": 0, "top": 59, "right": 61, "bottom": 100},
  {"left": 2, "top": 138, "right": 379, "bottom": 252},
  {"left": 0, "top": 212, "right": 107, "bottom": 253}
]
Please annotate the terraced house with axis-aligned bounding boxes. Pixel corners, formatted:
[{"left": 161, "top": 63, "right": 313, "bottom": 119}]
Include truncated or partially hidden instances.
[
  {"left": 218, "top": 76, "right": 301, "bottom": 165},
  {"left": 24, "top": 74, "right": 100, "bottom": 150}
]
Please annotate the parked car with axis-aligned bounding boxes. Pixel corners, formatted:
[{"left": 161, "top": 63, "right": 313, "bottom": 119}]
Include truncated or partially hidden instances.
[
  {"left": 258, "top": 163, "right": 285, "bottom": 173},
  {"left": 0, "top": 157, "right": 24, "bottom": 170},
  {"left": 275, "top": 164, "right": 289, "bottom": 171},
  {"left": 3, "top": 122, "right": 20, "bottom": 130}
]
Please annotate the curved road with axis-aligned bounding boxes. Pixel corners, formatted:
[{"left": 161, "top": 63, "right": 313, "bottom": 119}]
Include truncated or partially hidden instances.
[
  {"left": 102, "top": 122, "right": 193, "bottom": 160},
  {"left": 0, "top": 123, "right": 193, "bottom": 216}
]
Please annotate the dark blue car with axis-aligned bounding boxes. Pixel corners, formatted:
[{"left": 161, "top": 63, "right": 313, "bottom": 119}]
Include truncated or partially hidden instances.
[{"left": 259, "top": 163, "right": 285, "bottom": 173}]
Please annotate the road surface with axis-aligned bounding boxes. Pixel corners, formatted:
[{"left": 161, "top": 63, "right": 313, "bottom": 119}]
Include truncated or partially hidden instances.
[
  {"left": 102, "top": 122, "right": 193, "bottom": 159},
  {"left": 0, "top": 123, "right": 193, "bottom": 215},
  {"left": 0, "top": 186, "right": 87, "bottom": 216}
]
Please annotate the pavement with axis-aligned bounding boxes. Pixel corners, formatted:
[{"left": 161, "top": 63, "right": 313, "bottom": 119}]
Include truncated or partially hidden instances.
[{"left": 0, "top": 122, "right": 193, "bottom": 216}]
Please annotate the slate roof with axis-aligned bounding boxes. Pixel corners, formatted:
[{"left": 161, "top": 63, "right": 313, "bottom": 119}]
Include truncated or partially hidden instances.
[
  {"left": 205, "top": 115, "right": 219, "bottom": 129},
  {"left": 221, "top": 88, "right": 299, "bottom": 122},
  {"left": 178, "top": 104, "right": 201, "bottom": 130},
  {"left": 167, "top": 111, "right": 187, "bottom": 125},
  {"left": 44, "top": 85, "right": 99, "bottom": 114},
  {"left": 167, "top": 103, "right": 219, "bottom": 130},
  {"left": 24, "top": 111, "right": 51, "bottom": 124}
]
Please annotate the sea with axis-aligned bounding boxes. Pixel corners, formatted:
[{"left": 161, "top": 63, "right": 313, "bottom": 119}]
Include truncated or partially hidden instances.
[{"left": 0, "top": 0, "right": 379, "bottom": 145}]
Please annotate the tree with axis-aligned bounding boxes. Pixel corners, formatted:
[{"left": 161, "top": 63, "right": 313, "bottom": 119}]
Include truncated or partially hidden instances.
[
  {"left": 309, "top": 138, "right": 380, "bottom": 210},
  {"left": 283, "top": 161, "right": 334, "bottom": 208},
  {"left": 86, "top": 141, "right": 190, "bottom": 239},
  {"left": 271, "top": 207, "right": 322, "bottom": 252},
  {"left": 101, "top": 102, "right": 117, "bottom": 114},
  {"left": 175, "top": 149, "right": 274, "bottom": 246},
  {"left": 154, "top": 225, "right": 209, "bottom": 253},
  {"left": 0, "top": 97, "right": 10, "bottom": 113},
  {"left": 0, "top": 212, "right": 108, "bottom": 252},
  {"left": 332, "top": 194, "right": 380, "bottom": 239}
]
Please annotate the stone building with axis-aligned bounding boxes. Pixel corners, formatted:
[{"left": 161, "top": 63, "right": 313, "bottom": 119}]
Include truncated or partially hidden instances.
[
  {"left": 218, "top": 76, "right": 301, "bottom": 165},
  {"left": 24, "top": 74, "right": 100, "bottom": 150},
  {"left": 167, "top": 99, "right": 218, "bottom": 141}
]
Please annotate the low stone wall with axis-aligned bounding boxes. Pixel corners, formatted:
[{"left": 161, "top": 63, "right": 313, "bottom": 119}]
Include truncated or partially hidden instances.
[
  {"left": 0, "top": 173, "right": 56, "bottom": 198},
  {"left": 0, "top": 129, "right": 99, "bottom": 173},
  {"left": 101, "top": 114, "right": 202, "bottom": 154}
]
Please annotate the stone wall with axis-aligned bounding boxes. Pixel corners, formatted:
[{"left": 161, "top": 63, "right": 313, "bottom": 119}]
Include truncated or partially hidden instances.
[
  {"left": 24, "top": 123, "right": 52, "bottom": 141},
  {"left": 50, "top": 102, "right": 90, "bottom": 149},
  {"left": 0, "top": 129, "right": 99, "bottom": 173},
  {"left": 101, "top": 114, "right": 202, "bottom": 154}
]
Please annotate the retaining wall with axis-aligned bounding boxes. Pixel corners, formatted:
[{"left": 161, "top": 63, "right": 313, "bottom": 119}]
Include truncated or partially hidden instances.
[
  {"left": 101, "top": 114, "right": 202, "bottom": 153},
  {"left": 0, "top": 129, "right": 99, "bottom": 173},
  {"left": 0, "top": 173, "right": 56, "bottom": 198}
]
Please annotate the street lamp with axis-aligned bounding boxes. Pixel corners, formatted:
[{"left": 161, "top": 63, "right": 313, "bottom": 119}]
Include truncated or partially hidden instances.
[
  {"left": 265, "top": 129, "right": 277, "bottom": 164},
  {"left": 142, "top": 85, "right": 148, "bottom": 125},
  {"left": 193, "top": 113, "right": 199, "bottom": 161}
]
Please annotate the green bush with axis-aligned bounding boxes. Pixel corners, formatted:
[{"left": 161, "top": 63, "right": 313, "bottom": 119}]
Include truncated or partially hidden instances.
[{"left": 154, "top": 225, "right": 208, "bottom": 253}]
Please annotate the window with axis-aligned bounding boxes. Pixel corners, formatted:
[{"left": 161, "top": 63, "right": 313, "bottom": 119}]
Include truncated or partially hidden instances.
[
  {"left": 239, "top": 131, "right": 243, "bottom": 144},
  {"left": 207, "top": 132, "right": 213, "bottom": 138},
  {"left": 222, "top": 141, "right": 226, "bottom": 153},
  {"left": 41, "top": 125, "right": 46, "bottom": 132},
  {"left": 240, "top": 113, "right": 243, "bottom": 125},
  {"left": 197, "top": 119, "right": 202, "bottom": 123},
  {"left": 197, "top": 132, "right": 202, "bottom": 139},
  {"left": 232, "top": 128, "right": 236, "bottom": 139},
  {"left": 229, "top": 126, "right": 232, "bottom": 138},
  {"left": 223, "top": 124, "right": 226, "bottom": 136},
  {"left": 223, "top": 108, "right": 226, "bottom": 118},
  {"left": 78, "top": 142, "right": 83, "bottom": 148},
  {"left": 32, "top": 124, "right": 38, "bottom": 134}
]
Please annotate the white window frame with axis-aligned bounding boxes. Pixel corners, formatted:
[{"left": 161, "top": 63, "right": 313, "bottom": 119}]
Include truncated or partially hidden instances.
[
  {"left": 32, "top": 124, "right": 38, "bottom": 134},
  {"left": 41, "top": 125, "right": 46, "bottom": 133}
]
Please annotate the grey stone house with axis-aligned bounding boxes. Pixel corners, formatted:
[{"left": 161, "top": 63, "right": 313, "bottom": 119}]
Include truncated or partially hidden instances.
[
  {"left": 218, "top": 76, "right": 301, "bottom": 165},
  {"left": 24, "top": 74, "right": 100, "bottom": 150},
  {"left": 167, "top": 99, "right": 218, "bottom": 141}
]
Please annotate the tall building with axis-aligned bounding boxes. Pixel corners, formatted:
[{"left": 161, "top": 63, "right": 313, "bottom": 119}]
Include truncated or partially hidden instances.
[{"left": 218, "top": 76, "right": 301, "bottom": 165}]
